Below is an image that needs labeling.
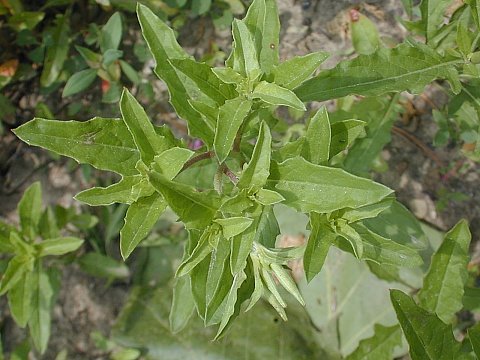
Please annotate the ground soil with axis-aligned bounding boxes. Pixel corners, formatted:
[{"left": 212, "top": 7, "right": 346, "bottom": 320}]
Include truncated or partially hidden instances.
[{"left": 0, "top": 0, "right": 479, "bottom": 358}]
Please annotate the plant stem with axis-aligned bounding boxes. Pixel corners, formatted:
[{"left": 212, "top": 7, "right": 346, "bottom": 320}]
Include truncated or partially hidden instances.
[{"left": 180, "top": 151, "right": 214, "bottom": 172}]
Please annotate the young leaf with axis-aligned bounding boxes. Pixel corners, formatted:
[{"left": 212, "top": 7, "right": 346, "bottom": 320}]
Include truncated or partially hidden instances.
[
  {"left": 40, "top": 13, "right": 69, "bottom": 87},
  {"left": 252, "top": 81, "right": 306, "bottom": 111},
  {"left": 468, "top": 322, "right": 480, "bottom": 357},
  {"left": 75, "top": 175, "right": 153, "bottom": 206},
  {"left": 169, "top": 59, "right": 237, "bottom": 105},
  {"left": 205, "top": 235, "right": 230, "bottom": 310},
  {"left": 177, "top": 229, "right": 218, "bottom": 277},
  {"left": 13, "top": 117, "right": 140, "bottom": 176},
  {"left": 102, "top": 49, "right": 123, "bottom": 66},
  {"left": 254, "top": 188, "right": 285, "bottom": 205},
  {"left": 153, "top": 147, "right": 194, "bottom": 180},
  {"left": 341, "top": 197, "right": 394, "bottom": 223},
  {"left": 214, "top": 97, "right": 252, "bottom": 163},
  {"left": 75, "top": 46, "right": 102, "bottom": 68},
  {"left": 169, "top": 275, "right": 195, "bottom": 333},
  {"left": 7, "top": 271, "right": 34, "bottom": 328},
  {"left": 420, "top": 0, "right": 451, "bottom": 43},
  {"left": 346, "top": 324, "right": 402, "bottom": 360},
  {"left": 38, "top": 207, "right": 60, "bottom": 240},
  {"left": 62, "top": 69, "right": 97, "bottom": 97},
  {"left": 241, "top": 0, "right": 280, "bottom": 75},
  {"left": 137, "top": 4, "right": 214, "bottom": 143},
  {"left": 351, "top": 13, "right": 380, "bottom": 55},
  {"left": 36, "top": 237, "right": 83, "bottom": 257},
  {"left": 273, "top": 52, "right": 329, "bottom": 90},
  {"left": 304, "top": 213, "right": 335, "bottom": 282},
  {"left": 390, "top": 289, "right": 461, "bottom": 360},
  {"left": 267, "top": 157, "right": 393, "bottom": 213},
  {"left": 270, "top": 263, "right": 304, "bottom": 305},
  {"left": 230, "top": 219, "right": 256, "bottom": 275},
  {"left": 253, "top": 205, "right": 280, "bottom": 248},
  {"left": 330, "top": 119, "right": 366, "bottom": 157},
  {"left": 336, "top": 222, "right": 364, "bottom": 259},
  {"left": 215, "top": 217, "right": 254, "bottom": 239},
  {"left": 238, "top": 121, "right": 272, "bottom": 192},
  {"left": 18, "top": 181, "right": 42, "bottom": 241},
  {"left": 29, "top": 267, "right": 56, "bottom": 354},
  {"left": 301, "top": 106, "right": 331, "bottom": 165},
  {"left": 120, "top": 89, "right": 168, "bottom": 164},
  {"left": 230, "top": 19, "right": 260, "bottom": 79},
  {"left": 120, "top": 193, "right": 166, "bottom": 260},
  {"left": 119, "top": 60, "right": 140, "bottom": 85},
  {"left": 418, "top": 219, "right": 471, "bottom": 323},
  {"left": 79, "top": 253, "right": 130, "bottom": 279},
  {"left": 101, "top": 12, "right": 122, "bottom": 52},
  {"left": 295, "top": 42, "right": 462, "bottom": 102}
]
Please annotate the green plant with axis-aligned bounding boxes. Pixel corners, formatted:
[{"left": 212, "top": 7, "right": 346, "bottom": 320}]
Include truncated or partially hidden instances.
[
  {"left": 11, "top": 0, "right": 480, "bottom": 357},
  {"left": 0, "top": 182, "right": 95, "bottom": 354}
]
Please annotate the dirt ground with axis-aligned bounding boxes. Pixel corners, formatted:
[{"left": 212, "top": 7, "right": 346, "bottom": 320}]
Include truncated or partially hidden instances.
[{"left": 0, "top": 0, "right": 479, "bottom": 358}]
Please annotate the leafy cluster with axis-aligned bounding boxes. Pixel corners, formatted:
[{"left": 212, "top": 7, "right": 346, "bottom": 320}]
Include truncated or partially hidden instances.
[{"left": 0, "top": 182, "right": 95, "bottom": 354}]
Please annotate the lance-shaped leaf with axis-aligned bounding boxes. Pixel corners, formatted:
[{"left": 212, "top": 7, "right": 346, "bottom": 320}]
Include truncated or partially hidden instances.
[
  {"left": 62, "top": 69, "right": 97, "bottom": 97},
  {"left": 254, "top": 189, "right": 285, "bottom": 205},
  {"left": 267, "top": 157, "right": 393, "bottom": 213},
  {"left": 169, "top": 275, "right": 195, "bottom": 333},
  {"left": 468, "top": 323, "right": 480, "bottom": 357},
  {"left": 468, "top": 0, "right": 480, "bottom": 28},
  {"left": 214, "top": 97, "right": 252, "bottom": 163},
  {"left": 336, "top": 222, "right": 364, "bottom": 259},
  {"left": 229, "top": 19, "right": 260, "bottom": 79},
  {"left": 29, "top": 267, "right": 57, "bottom": 354},
  {"left": 346, "top": 324, "right": 402, "bottom": 360},
  {"left": 420, "top": 0, "right": 452, "bottom": 43},
  {"left": 253, "top": 205, "right": 280, "bottom": 248},
  {"left": 344, "top": 95, "right": 401, "bottom": 175},
  {"left": 302, "top": 106, "right": 331, "bottom": 165},
  {"left": 40, "top": 13, "right": 69, "bottom": 87},
  {"left": 341, "top": 197, "right": 394, "bottom": 223},
  {"left": 238, "top": 121, "right": 271, "bottom": 192},
  {"left": 270, "top": 263, "right": 304, "bottom": 305},
  {"left": 120, "top": 89, "right": 168, "bottom": 164},
  {"left": 215, "top": 217, "right": 254, "bottom": 239},
  {"left": 295, "top": 42, "right": 462, "bottom": 102},
  {"left": 18, "top": 181, "right": 42, "bottom": 241},
  {"left": 304, "top": 213, "right": 335, "bottom": 282},
  {"left": 8, "top": 271, "right": 34, "bottom": 328},
  {"left": 178, "top": 230, "right": 219, "bottom": 279},
  {"left": 120, "top": 193, "right": 167, "bottom": 260},
  {"left": 75, "top": 175, "right": 154, "bottom": 206},
  {"left": 0, "top": 256, "right": 33, "bottom": 295},
  {"left": 100, "top": 12, "right": 122, "bottom": 52},
  {"left": 153, "top": 147, "right": 194, "bottom": 180},
  {"left": 252, "top": 81, "right": 306, "bottom": 111},
  {"left": 38, "top": 207, "right": 60, "bottom": 241},
  {"left": 390, "top": 289, "right": 461, "bottom": 360},
  {"left": 170, "top": 59, "right": 237, "bottom": 105},
  {"left": 230, "top": 219, "right": 257, "bottom": 275},
  {"left": 330, "top": 119, "right": 366, "bottom": 157},
  {"left": 242, "top": 0, "right": 280, "bottom": 75},
  {"left": 14, "top": 117, "right": 140, "bottom": 176},
  {"left": 351, "top": 13, "right": 380, "bottom": 55},
  {"left": 273, "top": 52, "right": 329, "bottom": 90},
  {"left": 36, "top": 237, "right": 83, "bottom": 257},
  {"left": 417, "top": 219, "right": 471, "bottom": 323},
  {"left": 137, "top": 4, "right": 213, "bottom": 143}
]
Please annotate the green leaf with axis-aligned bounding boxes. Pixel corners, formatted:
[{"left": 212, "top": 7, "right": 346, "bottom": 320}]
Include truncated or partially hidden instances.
[
  {"left": 456, "top": 24, "right": 472, "bottom": 56},
  {"left": 75, "top": 45, "right": 102, "bottom": 68},
  {"left": 137, "top": 4, "right": 213, "bottom": 143},
  {"left": 169, "top": 275, "right": 195, "bottom": 333},
  {"left": 295, "top": 43, "right": 462, "bottom": 102},
  {"left": 467, "top": 0, "right": 480, "bottom": 28},
  {"left": 341, "top": 197, "right": 394, "bottom": 223},
  {"left": 212, "top": 67, "right": 244, "bottom": 84},
  {"left": 238, "top": 121, "right": 271, "bottom": 192},
  {"left": 8, "top": 271, "right": 34, "bottom": 327},
  {"left": 267, "top": 157, "right": 393, "bottom": 213},
  {"left": 36, "top": 237, "right": 83, "bottom": 257},
  {"left": 304, "top": 213, "right": 335, "bottom": 282},
  {"left": 214, "top": 97, "right": 252, "bottom": 163},
  {"left": 14, "top": 117, "right": 139, "bottom": 176},
  {"left": 101, "top": 12, "right": 122, "bottom": 52},
  {"left": 75, "top": 175, "right": 153, "bottom": 206},
  {"left": 169, "top": 59, "right": 237, "bottom": 105},
  {"left": 120, "top": 89, "right": 168, "bottom": 164},
  {"left": 38, "top": 207, "right": 60, "bottom": 239},
  {"left": 252, "top": 81, "right": 306, "bottom": 111},
  {"left": 253, "top": 205, "right": 280, "bottom": 248},
  {"left": 468, "top": 323, "right": 480, "bottom": 357},
  {"left": 330, "top": 119, "right": 366, "bottom": 157},
  {"left": 102, "top": 49, "right": 123, "bottom": 66},
  {"left": 417, "top": 219, "right": 471, "bottom": 323},
  {"left": 343, "top": 95, "right": 401, "bottom": 175},
  {"left": 18, "top": 181, "right": 42, "bottom": 241},
  {"left": 7, "top": 11, "right": 44, "bottom": 31},
  {"left": 79, "top": 252, "right": 130, "bottom": 279},
  {"left": 191, "top": 0, "right": 211, "bottom": 15},
  {"left": 215, "top": 217, "right": 254, "bottom": 239},
  {"left": 149, "top": 171, "right": 220, "bottom": 229},
  {"left": 390, "top": 289, "right": 461, "bottom": 360},
  {"left": 336, "top": 222, "right": 364, "bottom": 259},
  {"left": 302, "top": 106, "right": 331, "bottom": 165},
  {"left": 229, "top": 19, "right": 260, "bottom": 79},
  {"left": 420, "top": 0, "right": 451, "bottom": 43},
  {"left": 40, "top": 13, "right": 69, "bottom": 87},
  {"left": 153, "top": 147, "right": 194, "bottom": 180},
  {"left": 62, "top": 69, "right": 97, "bottom": 97},
  {"left": 119, "top": 60, "right": 140, "bottom": 85},
  {"left": 230, "top": 219, "right": 257, "bottom": 275},
  {"left": 351, "top": 13, "right": 380, "bottom": 55},
  {"left": 120, "top": 193, "right": 166, "bottom": 259},
  {"left": 346, "top": 324, "right": 402, "bottom": 360},
  {"left": 273, "top": 52, "right": 329, "bottom": 90},
  {"left": 270, "top": 263, "right": 304, "bottom": 305},
  {"left": 254, "top": 188, "right": 285, "bottom": 205},
  {"left": 29, "top": 267, "right": 57, "bottom": 354},
  {"left": 177, "top": 229, "right": 218, "bottom": 277}
]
